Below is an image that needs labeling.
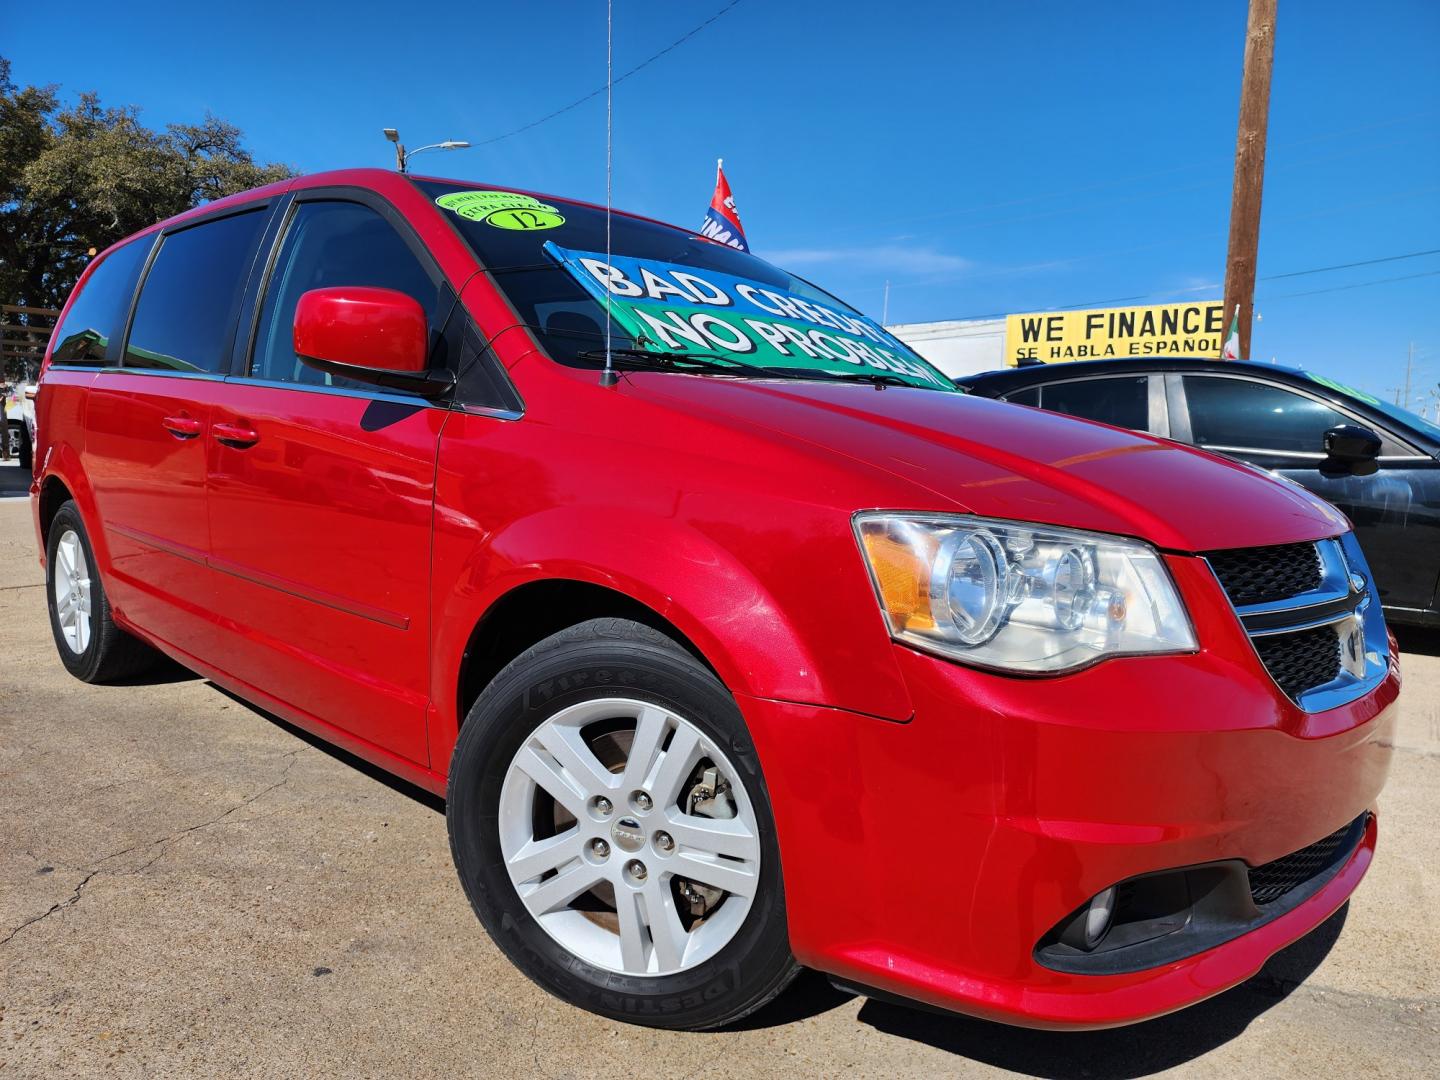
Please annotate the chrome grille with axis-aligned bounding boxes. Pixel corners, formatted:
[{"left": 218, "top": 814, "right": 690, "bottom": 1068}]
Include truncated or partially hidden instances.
[{"left": 1205, "top": 536, "right": 1386, "bottom": 711}]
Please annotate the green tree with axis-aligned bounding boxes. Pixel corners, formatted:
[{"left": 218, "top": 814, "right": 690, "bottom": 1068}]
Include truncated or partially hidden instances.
[{"left": 0, "top": 56, "right": 295, "bottom": 314}]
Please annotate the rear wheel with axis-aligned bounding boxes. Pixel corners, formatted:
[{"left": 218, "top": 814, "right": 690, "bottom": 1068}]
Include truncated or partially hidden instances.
[
  {"left": 447, "top": 618, "right": 799, "bottom": 1029},
  {"left": 45, "top": 502, "right": 158, "bottom": 682}
]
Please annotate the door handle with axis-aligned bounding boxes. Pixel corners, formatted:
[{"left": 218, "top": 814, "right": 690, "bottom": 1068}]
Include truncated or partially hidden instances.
[
  {"left": 212, "top": 422, "right": 260, "bottom": 448},
  {"left": 161, "top": 415, "right": 202, "bottom": 439}
]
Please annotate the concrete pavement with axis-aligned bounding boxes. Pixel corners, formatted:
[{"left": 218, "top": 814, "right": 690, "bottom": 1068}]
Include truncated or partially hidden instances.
[{"left": 1, "top": 461, "right": 1435, "bottom": 1078}]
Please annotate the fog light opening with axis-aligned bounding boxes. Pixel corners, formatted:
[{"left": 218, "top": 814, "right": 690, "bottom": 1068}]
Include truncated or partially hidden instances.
[{"left": 1083, "top": 886, "right": 1117, "bottom": 948}]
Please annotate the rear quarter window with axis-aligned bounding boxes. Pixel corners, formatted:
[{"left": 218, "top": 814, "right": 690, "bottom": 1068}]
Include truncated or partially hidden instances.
[
  {"left": 48, "top": 239, "right": 152, "bottom": 366},
  {"left": 1001, "top": 386, "right": 1040, "bottom": 407},
  {"left": 1040, "top": 376, "right": 1149, "bottom": 431}
]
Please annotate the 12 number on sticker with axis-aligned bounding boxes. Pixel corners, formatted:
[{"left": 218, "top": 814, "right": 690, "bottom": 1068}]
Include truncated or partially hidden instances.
[{"left": 487, "top": 208, "right": 565, "bottom": 231}]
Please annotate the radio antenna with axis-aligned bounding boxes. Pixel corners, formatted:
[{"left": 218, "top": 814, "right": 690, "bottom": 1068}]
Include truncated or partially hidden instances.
[{"left": 600, "top": 0, "right": 618, "bottom": 387}]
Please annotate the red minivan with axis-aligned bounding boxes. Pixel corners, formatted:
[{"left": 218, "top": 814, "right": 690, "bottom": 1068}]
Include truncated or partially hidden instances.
[{"left": 31, "top": 169, "right": 1396, "bottom": 1031}]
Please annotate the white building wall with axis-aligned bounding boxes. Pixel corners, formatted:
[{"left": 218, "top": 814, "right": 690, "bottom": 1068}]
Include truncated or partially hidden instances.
[{"left": 888, "top": 318, "right": 1007, "bottom": 379}]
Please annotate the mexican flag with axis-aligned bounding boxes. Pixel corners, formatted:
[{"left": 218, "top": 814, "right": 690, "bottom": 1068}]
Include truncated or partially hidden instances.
[{"left": 1221, "top": 305, "right": 1241, "bottom": 359}]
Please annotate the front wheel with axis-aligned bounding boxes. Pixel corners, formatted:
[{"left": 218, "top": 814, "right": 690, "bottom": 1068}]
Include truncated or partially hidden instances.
[{"left": 447, "top": 618, "right": 799, "bottom": 1029}]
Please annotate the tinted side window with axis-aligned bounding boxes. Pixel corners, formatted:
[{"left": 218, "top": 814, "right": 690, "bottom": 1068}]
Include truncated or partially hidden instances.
[
  {"left": 125, "top": 209, "right": 268, "bottom": 373},
  {"left": 48, "top": 239, "right": 151, "bottom": 365},
  {"left": 1183, "top": 376, "right": 1347, "bottom": 453},
  {"left": 250, "top": 201, "right": 439, "bottom": 387},
  {"left": 1041, "top": 376, "right": 1148, "bottom": 431},
  {"left": 1003, "top": 386, "right": 1040, "bottom": 407}
]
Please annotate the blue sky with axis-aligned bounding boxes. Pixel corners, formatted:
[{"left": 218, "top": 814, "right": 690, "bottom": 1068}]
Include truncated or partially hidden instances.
[{"left": 10, "top": 1, "right": 1439, "bottom": 407}]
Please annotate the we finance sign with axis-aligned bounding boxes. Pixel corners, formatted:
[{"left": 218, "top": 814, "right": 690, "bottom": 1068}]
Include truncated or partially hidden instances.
[
  {"left": 1006, "top": 302, "right": 1227, "bottom": 366},
  {"left": 544, "top": 242, "right": 951, "bottom": 389}
]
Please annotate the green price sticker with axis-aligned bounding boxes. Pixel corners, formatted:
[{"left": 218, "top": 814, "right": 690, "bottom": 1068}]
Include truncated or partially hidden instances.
[
  {"left": 1304, "top": 370, "right": 1382, "bottom": 407},
  {"left": 485, "top": 207, "right": 566, "bottom": 231},
  {"left": 436, "top": 190, "right": 566, "bottom": 230}
]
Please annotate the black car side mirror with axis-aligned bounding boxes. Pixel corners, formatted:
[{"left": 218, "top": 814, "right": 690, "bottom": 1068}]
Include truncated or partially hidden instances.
[{"left": 1321, "top": 424, "right": 1381, "bottom": 477}]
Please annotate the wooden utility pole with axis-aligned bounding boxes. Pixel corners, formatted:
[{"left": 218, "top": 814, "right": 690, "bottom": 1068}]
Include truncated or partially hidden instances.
[{"left": 1221, "top": 0, "right": 1277, "bottom": 361}]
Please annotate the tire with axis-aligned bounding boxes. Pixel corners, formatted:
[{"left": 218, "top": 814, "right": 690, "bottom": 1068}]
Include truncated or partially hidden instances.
[
  {"left": 17, "top": 425, "right": 32, "bottom": 471},
  {"left": 45, "top": 501, "right": 159, "bottom": 683},
  {"left": 447, "top": 618, "right": 800, "bottom": 1030}
]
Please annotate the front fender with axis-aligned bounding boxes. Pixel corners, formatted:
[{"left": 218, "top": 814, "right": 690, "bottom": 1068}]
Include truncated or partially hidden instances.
[
  {"left": 429, "top": 504, "right": 816, "bottom": 745},
  {"left": 428, "top": 498, "right": 916, "bottom": 771}
]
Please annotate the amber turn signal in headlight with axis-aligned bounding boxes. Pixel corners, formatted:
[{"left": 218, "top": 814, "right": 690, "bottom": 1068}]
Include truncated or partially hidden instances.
[{"left": 855, "top": 513, "right": 1196, "bottom": 674}]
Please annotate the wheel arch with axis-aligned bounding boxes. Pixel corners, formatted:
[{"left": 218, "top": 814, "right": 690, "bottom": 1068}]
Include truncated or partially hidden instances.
[
  {"left": 428, "top": 506, "right": 843, "bottom": 770},
  {"left": 452, "top": 577, "right": 720, "bottom": 734},
  {"left": 33, "top": 443, "right": 105, "bottom": 568},
  {"left": 38, "top": 473, "right": 76, "bottom": 545}
]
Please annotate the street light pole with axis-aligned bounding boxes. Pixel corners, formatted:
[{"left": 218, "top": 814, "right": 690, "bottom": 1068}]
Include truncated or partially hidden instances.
[
  {"left": 1220, "top": 0, "right": 1277, "bottom": 362},
  {"left": 383, "top": 128, "right": 405, "bottom": 172},
  {"left": 1402, "top": 341, "right": 1414, "bottom": 410},
  {"left": 382, "top": 129, "right": 471, "bottom": 173}
]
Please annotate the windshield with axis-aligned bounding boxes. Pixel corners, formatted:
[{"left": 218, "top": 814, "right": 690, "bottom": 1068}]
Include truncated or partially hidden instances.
[
  {"left": 1302, "top": 369, "right": 1440, "bottom": 443},
  {"left": 415, "top": 180, "right": 955, "bottom": 391}
]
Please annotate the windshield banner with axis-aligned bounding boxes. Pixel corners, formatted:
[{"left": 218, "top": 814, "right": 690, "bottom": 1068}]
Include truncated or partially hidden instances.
[{"left": 542, "top": 241, "right": 950, "bottom": 388}]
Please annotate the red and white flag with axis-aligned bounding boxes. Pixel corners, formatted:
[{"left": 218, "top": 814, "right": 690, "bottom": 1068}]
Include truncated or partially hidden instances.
[{"left": 699, "top": 159, "right": 748, "bottom": 252}]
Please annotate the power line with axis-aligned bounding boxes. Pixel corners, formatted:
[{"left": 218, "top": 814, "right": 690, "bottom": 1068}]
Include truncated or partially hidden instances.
[
  {"left": 1135, "top": 246, "right": 1440, "bottom": 300},
  {"left": 1259, "top": 247, "right": 1440, "bottom": 281},
  {"left": 477, "top": 1, "right": 744, "bottom": 146},
  {"left": 871, "top": 182, "right": 1440, "bottom": 294},
  {"left": 918, "top": 255, "right": 1440, "bottom": 325},
  {"left": 1259, "top": 268, "right": 1440, "bottom": 301}
]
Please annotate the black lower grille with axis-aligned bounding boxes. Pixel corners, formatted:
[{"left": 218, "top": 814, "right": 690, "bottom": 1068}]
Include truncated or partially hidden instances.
[
  {"left": 1208, "top": 541, "right": 1323, "bottom": 606},
  {"left": 1253, "top": 625, "right": 1342, "bottom": 699},
  {"left": 1248, "top": 819, "right": 1358, "bottom": 905}
]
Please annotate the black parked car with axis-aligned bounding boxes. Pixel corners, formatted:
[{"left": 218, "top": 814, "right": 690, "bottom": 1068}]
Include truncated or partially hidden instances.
[{"left": 959, "top": 357, "right": 1440, "bottom": 627}]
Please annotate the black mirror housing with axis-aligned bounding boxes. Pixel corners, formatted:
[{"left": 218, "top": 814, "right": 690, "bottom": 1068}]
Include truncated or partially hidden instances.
[{"left": 1321, "top": 424, "right": 1382, "bottom": 477}]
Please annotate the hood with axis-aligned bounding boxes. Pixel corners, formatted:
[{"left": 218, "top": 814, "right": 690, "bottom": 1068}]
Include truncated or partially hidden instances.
[{"left": 622, "top": 375, "right": 1347, "bottom": 552}]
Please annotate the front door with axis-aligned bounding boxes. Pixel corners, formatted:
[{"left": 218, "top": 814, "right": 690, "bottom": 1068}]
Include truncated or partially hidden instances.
[
  {"left": 1179, "top": 373, "right": 1440, "bottom": 614},
  {"left": 204, "top": 197, "right": 452, "bottom": 764}
]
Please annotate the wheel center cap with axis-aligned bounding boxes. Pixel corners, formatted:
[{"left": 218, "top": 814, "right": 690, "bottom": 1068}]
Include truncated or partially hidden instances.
[{"left": 611, "top": 816, "right": 646, "bottom": 853}]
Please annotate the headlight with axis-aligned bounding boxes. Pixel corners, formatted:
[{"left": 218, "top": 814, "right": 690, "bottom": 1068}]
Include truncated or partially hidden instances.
[{"left": 854, "top": 513, "right": 1196, "bottom": 674}]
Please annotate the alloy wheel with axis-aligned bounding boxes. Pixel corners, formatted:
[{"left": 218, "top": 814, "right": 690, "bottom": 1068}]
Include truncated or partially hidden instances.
[
  {"left": 497, "top": 697, "right": 762, "bottom": 977},
  {"left": 53, "top": 528, "right": 93, "bottom": 655}
]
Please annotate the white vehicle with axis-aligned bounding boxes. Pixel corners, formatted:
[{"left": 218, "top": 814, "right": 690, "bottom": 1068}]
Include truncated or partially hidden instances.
[{"left": 4, "top": 378, "right": 36, "bottom": 469}]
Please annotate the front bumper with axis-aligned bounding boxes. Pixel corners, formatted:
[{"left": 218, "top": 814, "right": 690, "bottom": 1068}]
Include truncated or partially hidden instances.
[{"left": 740, "top": 560, "right": 1398, "bottom": 1029}]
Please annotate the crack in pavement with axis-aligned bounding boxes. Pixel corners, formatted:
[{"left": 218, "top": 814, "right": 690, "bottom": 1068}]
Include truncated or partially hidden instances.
[
  {"left": 1393, "top": 744, "right": 1440, "bottom": 759},
  {"left": 1248, "top": 971, "right": 1437, "bottom": 1013},
  {"left": 0, "top": 746, "right": 309, "bottom": 948},
  {"left": 60, "top": 772, "right": 165, "bottom": 805}
]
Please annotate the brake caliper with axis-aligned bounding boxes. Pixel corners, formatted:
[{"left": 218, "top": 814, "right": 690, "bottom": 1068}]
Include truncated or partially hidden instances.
[{"left": 676, "top": 765, "right": 735, "bottom": 918}]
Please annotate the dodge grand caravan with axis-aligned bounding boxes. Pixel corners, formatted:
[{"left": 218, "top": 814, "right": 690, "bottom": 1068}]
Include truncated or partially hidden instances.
[{"left": 31, "top": 169, "right": 1396, "bottom": 1031}]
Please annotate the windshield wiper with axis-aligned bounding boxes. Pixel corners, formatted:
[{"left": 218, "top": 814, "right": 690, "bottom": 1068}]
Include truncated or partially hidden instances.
[
  {"left": 575, "top": 348, "right": 933, "bottom": 390},
  {"left": 576, "top": 348, "right": 750, "bottom": 375},
  {"left": 773, "top": 369, "right": 918, "bottom": 389}
]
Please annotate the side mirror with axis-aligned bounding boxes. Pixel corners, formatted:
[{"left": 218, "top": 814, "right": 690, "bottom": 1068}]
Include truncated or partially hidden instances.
[
  {"left": 293, "top": 287, "right": 454, "bottom": 399},
  {"left": 1321, "top": 423, "right": 1381, "bottom": 477}
]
